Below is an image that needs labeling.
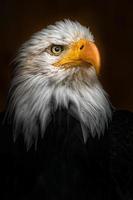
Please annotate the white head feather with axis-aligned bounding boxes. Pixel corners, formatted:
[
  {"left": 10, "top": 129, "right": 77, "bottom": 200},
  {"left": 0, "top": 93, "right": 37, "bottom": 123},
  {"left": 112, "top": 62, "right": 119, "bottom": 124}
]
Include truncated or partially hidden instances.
[{"left": 6, "top": 19, "right": 112, "bottom": 148}]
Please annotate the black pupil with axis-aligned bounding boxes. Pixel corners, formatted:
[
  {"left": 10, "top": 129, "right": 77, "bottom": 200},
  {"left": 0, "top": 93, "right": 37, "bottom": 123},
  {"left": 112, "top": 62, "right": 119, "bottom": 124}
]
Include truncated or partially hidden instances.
[{"left": 54, "top": 46, "right": 61, "bottom": 52}]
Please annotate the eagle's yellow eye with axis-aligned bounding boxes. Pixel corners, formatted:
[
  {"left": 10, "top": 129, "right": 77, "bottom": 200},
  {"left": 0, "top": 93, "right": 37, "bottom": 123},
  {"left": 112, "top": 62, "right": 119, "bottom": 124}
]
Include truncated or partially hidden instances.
[{"left": 51, "top": 45, "right": 64, "bottom": 56}]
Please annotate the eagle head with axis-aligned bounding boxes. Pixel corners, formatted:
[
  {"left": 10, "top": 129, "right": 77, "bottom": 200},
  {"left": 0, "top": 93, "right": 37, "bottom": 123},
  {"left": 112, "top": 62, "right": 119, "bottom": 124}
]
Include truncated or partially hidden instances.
[{"left": 7, "top": 19, "right": 112, "bottom": 148}]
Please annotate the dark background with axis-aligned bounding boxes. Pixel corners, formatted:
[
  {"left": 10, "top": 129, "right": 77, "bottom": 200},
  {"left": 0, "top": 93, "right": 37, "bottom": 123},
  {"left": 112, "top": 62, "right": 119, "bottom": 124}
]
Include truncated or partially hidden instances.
[{"left": 0, "top": 0, "right": 133, "bottom": 112}]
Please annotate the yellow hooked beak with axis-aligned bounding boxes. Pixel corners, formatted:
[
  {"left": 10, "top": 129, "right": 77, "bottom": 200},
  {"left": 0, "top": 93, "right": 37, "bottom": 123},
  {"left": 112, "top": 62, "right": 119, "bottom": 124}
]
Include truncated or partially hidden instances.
[{"left": 54, "top": 39, "right": 101, "bottom": 74}]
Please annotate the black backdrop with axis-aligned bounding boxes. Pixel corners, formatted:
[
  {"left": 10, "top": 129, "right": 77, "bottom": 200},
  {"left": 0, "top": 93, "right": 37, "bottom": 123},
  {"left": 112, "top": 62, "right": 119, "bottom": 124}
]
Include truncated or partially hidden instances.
[{"left": 0, "top": 0, "right": 133, "bottom": 111}]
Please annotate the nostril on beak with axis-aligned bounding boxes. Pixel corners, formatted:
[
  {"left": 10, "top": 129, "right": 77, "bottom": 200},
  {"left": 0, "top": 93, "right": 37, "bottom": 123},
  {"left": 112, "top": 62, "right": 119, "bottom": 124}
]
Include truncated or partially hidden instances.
[{"left": 80, "top": 45, "right": 84, "bottom": 50}]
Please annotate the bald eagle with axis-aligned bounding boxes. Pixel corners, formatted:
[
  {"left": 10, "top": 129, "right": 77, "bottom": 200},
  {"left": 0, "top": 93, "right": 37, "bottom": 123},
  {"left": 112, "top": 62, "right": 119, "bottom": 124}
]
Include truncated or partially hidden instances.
[{"left": 1, "top": 20, "right": 133, "bottom": 200}]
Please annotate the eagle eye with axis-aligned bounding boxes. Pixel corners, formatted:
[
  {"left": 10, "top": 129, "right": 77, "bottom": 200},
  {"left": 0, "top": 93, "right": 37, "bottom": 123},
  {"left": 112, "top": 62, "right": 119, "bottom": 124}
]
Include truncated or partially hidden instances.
[{"left": 50, "top": 45, "right": 64, "bottom": 56}]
